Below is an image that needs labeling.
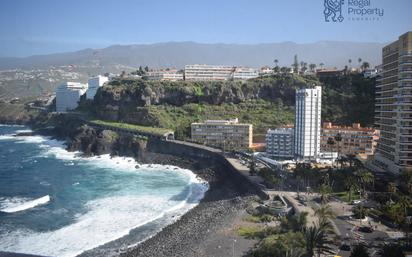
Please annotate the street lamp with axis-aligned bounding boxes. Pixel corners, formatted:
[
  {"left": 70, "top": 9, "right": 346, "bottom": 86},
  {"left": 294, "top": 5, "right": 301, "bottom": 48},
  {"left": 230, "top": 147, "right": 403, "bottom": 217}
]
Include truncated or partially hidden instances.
[{"left": 232, "top": 239, "right": 237, "bottom": 257}]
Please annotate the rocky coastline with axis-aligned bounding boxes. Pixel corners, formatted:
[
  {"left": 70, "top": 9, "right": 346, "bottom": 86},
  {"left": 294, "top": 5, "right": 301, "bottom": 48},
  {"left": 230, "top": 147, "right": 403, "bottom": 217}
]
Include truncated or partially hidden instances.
[{"left": 9, "top": 117, "right": 262, "bottom": 257}]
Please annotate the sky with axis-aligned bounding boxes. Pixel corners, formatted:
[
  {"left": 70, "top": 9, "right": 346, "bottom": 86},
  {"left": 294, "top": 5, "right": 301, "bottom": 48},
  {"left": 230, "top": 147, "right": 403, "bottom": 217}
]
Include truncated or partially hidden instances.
[{"left": 0, "top": 0, "right": 411, "bottom": 57}]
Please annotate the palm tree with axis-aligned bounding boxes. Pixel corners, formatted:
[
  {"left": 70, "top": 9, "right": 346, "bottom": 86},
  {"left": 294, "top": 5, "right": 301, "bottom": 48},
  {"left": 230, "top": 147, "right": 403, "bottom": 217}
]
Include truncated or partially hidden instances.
[
  {"left": 350, "top": 244, "right": 370, "bottom": 257},
  {"left": 319, "top": 63, "right": 325, "bottom": 69},
  {"left": 388, "top": 182, "right": 397, "bottom": 202},
  {"left": 309, "top": 63, "right": 316, "bottom": 72},
  {"left": 304, "top": 220, "right": 335, "bottom": 257},
  {"left": 319, "top": 184, "right": 332, "bottom": 203},
  {"left": 399, "top": 196, "right": 410, "bottom": 219},
  {"left": 347, "top": 154, "right": 355, "bottom": 168},
  {"left": 358, "top": 57, "right": 363, "bottom": 67},
  {"left": 348, "top": 59, "right": 352, "bottom": 67},
  {"left": 334, "top": 133, "right": 343, "bottom": 168},
  {"left": 344, "top": 175, "right": 359, "bottom": 202},
  {"left": 398, "top": 195, "right": 411, "bottom": 246},
  {"left": 361, "top": 61, "right": 370, "bottom": 71},
  {"left": 326, "top": 137, "right": 335, "bottom": 166},
  {"left": 356, "top": 168, "right": 374, "bottom": 199},
  {"left": 314, "top": 204, "right": 336, "bottom": 223},
  {"left": 274, "top": 59, "right": 279, "bottom": 68}
]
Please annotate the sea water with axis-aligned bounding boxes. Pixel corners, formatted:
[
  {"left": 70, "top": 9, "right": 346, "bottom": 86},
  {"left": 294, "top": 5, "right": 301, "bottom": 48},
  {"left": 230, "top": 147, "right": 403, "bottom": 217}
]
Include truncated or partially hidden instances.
[{"left": 0, "top": 125, "right": 208, "bottom": 257}]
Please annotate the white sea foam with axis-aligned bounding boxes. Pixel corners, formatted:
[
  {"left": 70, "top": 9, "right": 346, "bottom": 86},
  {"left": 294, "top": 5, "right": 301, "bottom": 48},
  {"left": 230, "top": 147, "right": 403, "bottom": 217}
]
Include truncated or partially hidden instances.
[
  {"left": 0, "top": 130, "right": 209, "bottom": 257},
  {"left": 0, "top": 187, "right": 207, "bottom": 257},
  {"left": 15, "top": 129, "right": 33, "bottom": 134},
  {"left": 0, "top": 133, "right": 47, "bottom": 144},
  {"left": 0, "top": 195, "right": 50, "bottom": 213},
  {"left": 0, "top": 124, "right": 25, "bottom": 127}
]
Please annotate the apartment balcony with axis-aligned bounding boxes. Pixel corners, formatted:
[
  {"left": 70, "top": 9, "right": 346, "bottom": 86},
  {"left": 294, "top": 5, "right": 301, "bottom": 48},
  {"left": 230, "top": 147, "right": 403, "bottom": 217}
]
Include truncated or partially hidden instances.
[{"left": 400, "top": 52, "right": 412, "bottom": 57}]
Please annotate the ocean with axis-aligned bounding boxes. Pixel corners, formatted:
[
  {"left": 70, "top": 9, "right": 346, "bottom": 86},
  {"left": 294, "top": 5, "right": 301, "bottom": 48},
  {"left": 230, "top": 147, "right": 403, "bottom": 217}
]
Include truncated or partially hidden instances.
[{"left": 0, "top": 124, "right": 208, "bottom": 257}]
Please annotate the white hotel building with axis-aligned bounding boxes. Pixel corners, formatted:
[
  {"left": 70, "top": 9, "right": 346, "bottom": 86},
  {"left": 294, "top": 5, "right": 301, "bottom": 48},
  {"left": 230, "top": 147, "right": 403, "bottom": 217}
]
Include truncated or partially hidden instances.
[
  {"left": 185, "top": 64, "right": 235, "bottom": 81},
  {"left": 294, "top": 86, "right": 322, "bottom": 161},
  {"left": 86, "top": 75, "right": 108, "bottom": 100},
  {"left": 56, "top": 82, "right": 88, "bottom": 113},
  {"left": 184, "top": 64, "right": 258, "bottom": 81},
  {"left": 146, "top": 70, "right": 184, "bottom": 81},
  {"left": 233, "top": 67, "right": 259, "bottom": 80}
]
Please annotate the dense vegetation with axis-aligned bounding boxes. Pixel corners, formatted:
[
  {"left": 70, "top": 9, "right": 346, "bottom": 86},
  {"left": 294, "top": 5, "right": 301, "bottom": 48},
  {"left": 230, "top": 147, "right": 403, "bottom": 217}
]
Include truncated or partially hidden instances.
[
  {"left": 320, "top": 73, "right": 375, "bottom": 127},
  {"left": 86, "top": 73, "right": 375, "bottom": 140}
]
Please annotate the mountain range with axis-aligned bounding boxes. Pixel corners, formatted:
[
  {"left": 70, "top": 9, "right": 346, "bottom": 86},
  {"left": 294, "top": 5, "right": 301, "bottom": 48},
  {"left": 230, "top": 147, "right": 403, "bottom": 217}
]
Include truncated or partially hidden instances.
[{"left": 0, "top": 41, "right": 385, "bottom": 71}]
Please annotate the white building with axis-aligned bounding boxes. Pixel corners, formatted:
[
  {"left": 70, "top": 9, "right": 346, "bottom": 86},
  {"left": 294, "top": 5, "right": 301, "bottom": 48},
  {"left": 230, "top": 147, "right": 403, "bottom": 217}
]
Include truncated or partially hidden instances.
[
  {"left": 86, "top": 75, "right": 108, "bottom": 100},
  {"left": 146, "top": 70, "right": 184, "bottom": 81},
  {"left": 363, "top": 68, "right": 378, "bottom": 78},
  {"left": 233, "top": 67, "right": 259, "bottom": 80},
  {"left": 56, "top": 82, "right": 88, "bottom": 113},
  {"left": 294, "top": 86, "right": 322, "bottom": 161},
  {"left": 259, "top": 66, "right": 274, "bottom": 75},
  {"left": 184, "top": 64, "right": 235, "bottom": 81},
  {"left": 266, "top": 128, "right": 294, "bottom": 160}
]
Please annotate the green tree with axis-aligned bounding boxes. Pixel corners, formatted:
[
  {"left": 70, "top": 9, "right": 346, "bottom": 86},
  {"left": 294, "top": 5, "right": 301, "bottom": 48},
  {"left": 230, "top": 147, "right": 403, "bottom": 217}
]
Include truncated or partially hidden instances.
[
  {"left": 274, "top": 59, "right": 279, "bottom": 68},
  {"left": 314, "top": 204, "right": 335, "bottom": 223},
  {"left": 255, "top": 232, "right": 306, "bottom": 257},
  {"left": 319, "top": 184, "right": 332, "bottom": 204},
  {"left": 356, "top": 168, "right": 374, "bottom": 199},
  {"left": 319, "top": 62, "right": 325, "bottom": 69},
  {"left": 281, "top": 212, "right": 308, "bottom": 232},
  {"left": 361, "top": 62, "right": 370, "bottom": 71},
  {"left": 344, "top": 175, "right": 359, "bottom": 202},
  {"left": 304, "top": 220, "right": 335, "bottom": 257},
  {"left": 350, "top": 244, "right": 370, "bottom": 257},
  {"left": 388, "top": 182, "right": 397, "bottom": 202},
  {"left": 353, "top": 205, "right": 368, "bottom": 219},
  {"left": 309, "top": 63, "right": 316, "bottom": 72}
]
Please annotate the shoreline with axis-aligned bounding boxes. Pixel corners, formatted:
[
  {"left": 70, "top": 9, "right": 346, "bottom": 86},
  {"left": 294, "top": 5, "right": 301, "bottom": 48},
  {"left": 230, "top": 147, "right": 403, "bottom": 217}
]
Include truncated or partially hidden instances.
[{"left": 1, "top": 124, "right": 262, "bottom": 257}]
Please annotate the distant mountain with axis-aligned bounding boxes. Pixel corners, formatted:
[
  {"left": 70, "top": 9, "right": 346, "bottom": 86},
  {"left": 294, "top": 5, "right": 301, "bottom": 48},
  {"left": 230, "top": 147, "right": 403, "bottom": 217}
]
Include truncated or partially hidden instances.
[{"left": 0, "top": 41, "right": 385, "bottom": 71}]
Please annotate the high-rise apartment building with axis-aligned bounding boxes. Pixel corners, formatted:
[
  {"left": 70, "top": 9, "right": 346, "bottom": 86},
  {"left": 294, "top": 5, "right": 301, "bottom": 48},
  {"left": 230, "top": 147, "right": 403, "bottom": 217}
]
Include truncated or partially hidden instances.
[
  {"left": 191, "top": 118, "right": 252, "bottom": 150},
  {"left": 294, "top": 86, "right": 322, "bottom": 161},
  {"left": 373, "top": 31, "right": 412, "bottom": 174}
]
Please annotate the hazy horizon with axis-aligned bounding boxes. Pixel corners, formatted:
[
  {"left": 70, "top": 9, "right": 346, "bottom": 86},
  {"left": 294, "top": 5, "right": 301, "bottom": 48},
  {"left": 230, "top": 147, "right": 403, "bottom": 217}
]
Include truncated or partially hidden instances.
[{"left": 1, "top": 0, "right": 411, "bottom": 57}]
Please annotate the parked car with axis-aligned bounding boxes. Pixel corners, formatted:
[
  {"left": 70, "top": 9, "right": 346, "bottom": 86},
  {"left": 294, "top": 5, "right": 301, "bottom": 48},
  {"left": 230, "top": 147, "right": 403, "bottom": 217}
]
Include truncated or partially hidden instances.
[
  {"left": 340, "top": 243, "right": 351, "bottom": 251},
  {"left": 359, "top": 226, "right": 374, "bottom": 233},
  {"left": 351, "top": 199, "right": 363, "bottom": 205}
]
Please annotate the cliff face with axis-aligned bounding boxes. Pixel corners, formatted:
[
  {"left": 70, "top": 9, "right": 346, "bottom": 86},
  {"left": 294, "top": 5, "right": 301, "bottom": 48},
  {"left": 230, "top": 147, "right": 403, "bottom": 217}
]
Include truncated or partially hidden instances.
[
  {"left": 66, "top": 125, "right": 148, "bottom": 159},
  {"left": 91, "top": 75, "right": 314, "bottom": 122}
]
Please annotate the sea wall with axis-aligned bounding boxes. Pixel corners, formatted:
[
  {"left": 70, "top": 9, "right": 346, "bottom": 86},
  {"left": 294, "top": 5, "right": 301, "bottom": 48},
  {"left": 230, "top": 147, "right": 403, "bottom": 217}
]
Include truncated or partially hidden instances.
[{"left": 146, "top": 139, "right": 269, "bottom": 200}]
